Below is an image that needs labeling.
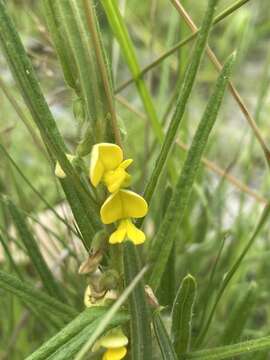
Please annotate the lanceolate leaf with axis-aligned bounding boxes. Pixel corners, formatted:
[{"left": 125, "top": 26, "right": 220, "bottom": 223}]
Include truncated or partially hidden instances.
[
  {"left": 153, "top": 311, "right": 178, "bottom": 360},
  {"left": 171, "top": 275, "right": 197, "bottom": 358},
  {"left": 185, "top": 335, "right": 270, "bottom": 359},
  {"left": 141, "top": 0, "right": 219, "bottom": 212},
  {"left": 222, "top": 282, "right": 257, "bottom": 345},
  {"left": 42, "top": 0, "right": 78, "bottom": 91},
  {"left": 149, "top": 53, "right": 235, "bottom": 292},
  {"left": 26, "top": 307, "right": 129, "bottom": 360},
  {"left": 123, "top": 243, "right": 152, "bottom": 360}
]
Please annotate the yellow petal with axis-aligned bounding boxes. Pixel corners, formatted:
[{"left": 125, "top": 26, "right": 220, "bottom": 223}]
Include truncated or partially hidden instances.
[
  {"left": 100, "top": 192, "right": 123, "bottom": 224},
  {"left": 126, "top": 220, "right": 146, "bottom": 245},
  {"left": 98, "top": 143, "right": 123, "bottom": 170},
  {"left": 100, "top": 190, "right": 148, "bottom": 224},
  {"left": 90, "top": 143, "right": 123, "bottom": 187},
  {"left": 104, "top": 169, "right": 128, "bottom": 193},
  {"left": 90, "top": 145, "right": 104, "bottom": 187},
  {"left": 99, "top": 328, "right": 128, "bottom": 349},
  {"left": 120, "top": 190, "right": 148, "bottom": 219},
  {"left": 102, "top": 347, "right": 127, "bottom": 360},
  {"left": 119, "top": 159, "right": 133, "bottom": 169},
  {"left": 109, "top": 227, "right": 127, "bottom": 244}
]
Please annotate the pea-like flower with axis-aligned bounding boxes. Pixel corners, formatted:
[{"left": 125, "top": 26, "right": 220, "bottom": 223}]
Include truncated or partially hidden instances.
[
  {"left": 100, "top": 189, "right": 148, "bottom": 245},
  {"left": 90, "top": 143, "right": 133, "bottom": 193},
  {"left": 93, "top": 328, "right": 128, "bottom": 360}
]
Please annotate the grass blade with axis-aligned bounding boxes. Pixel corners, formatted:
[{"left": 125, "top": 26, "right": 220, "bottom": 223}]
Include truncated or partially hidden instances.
[
  {"left": 101, "top": 0, "right": 164, "bottom": 143},
  {"left": 5, "top": 197, "right": 66, "bottom": 302},
  {"left": 222, "top": 282, "right": 257, "bottom": 345},
  {"left": 171, "top": 275, "right": 197, "bottom": 358},
  {"left": 0, "top": 270, "right": 77, "bottom": 323},
  {"left": 0, "top": 1, "right": 99, "bottom": 232},
  {"left": 149, "top": 52, "right": 235, "bottom": 292},
  {"left": 153, "top": 311, "right": 178, "bottom": 360},
  {"left": 186, "top": 335, "right": 270, "bottom": 359},
  {"left": 196, "top": 204, "right": 270, "bottom": 346},
  {"left": 26, "top": 307, "right": 129, "bottom": 360},
  {"left": 140, "top": 0, "right": 219, "bottom": 212}
]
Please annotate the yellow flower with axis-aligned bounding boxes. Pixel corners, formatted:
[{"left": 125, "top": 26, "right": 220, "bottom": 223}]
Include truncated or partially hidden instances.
[
  {"left": 54, "top": 154, "right": 75, "bottom": 178},
  {"left": 93, "top": 328, "right": 128, "bottom": 360},
  {"left": 102, "top": 347, "right": 127, "bottom": 360},
  {"left": 90, "top": 143, "right": 133, "bottom": 193},
  {"left": 100, "top": 189, "right": 148, "bottom": 245}
]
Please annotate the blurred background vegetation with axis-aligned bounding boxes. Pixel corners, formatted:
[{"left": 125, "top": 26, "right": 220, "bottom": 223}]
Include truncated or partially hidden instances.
[{"left": 1, "top": 0, "right": 270, "bottom": 358}]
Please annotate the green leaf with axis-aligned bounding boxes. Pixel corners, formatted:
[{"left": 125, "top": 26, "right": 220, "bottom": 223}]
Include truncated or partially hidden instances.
[
  {"left": 101, "top": 0, "right": 164, "bottom": 143},
  {"left": 4, "top": 197, "right": 66, "bottom": 302},
  {"left": 149, "top": 52, "right": 235, "bottom": 292},
  {"left": 46, "top": 0, "right": 115, "bottom": 140},
  {"left": 0, "top": 270, "right": 77, "bottom": 324},
  {"left": 123, "top": 242, "right": 152, "bottom": 360},
  {"left": 222, "top": 282, "right": 257, "bottom": 345},
  {"left": 26, "top": 307, "right": 129, "bottom": 360},
  {"left": 186, "top": 335, "right": 270, "bottom": 359},
  {"left": 0, "top": 143, "right": 79, "bottom": 239},
  {"left": 42, "top": 0, "right": 78, "bottom": 91},
  {"left": 171, "top": 275, "right": 197, "bottom": 358},
  {"left": 153, "top": 311, "right": 178, "bottom": 360},
  {"left": 0, "top": 232, "right": 22, "bottom": 279},
  {"left": 196, "top": 204, "right": 270, "bottom": 346},
  {"left": 140, "top": 0, "right": 219, "bottom": 213},
  {"left": 0, "top": 0, "right": 99, "bottom": 236}
]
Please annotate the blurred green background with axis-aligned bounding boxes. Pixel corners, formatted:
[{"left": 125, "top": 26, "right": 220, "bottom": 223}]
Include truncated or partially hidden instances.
[{"left": 1, "top": 0, "right": 270, "bottom": 358}]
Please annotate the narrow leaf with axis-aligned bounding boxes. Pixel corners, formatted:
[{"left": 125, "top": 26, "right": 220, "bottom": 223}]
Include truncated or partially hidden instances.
[
  {"left": 5, "top": 197, "right": 66, "bottom": 302},
  {"left": 141, "top": 0, "right": 219, "bottom": 212},
  {"left": 171, "top": 275, "right": 197, "bottom": 358},
  {"left": 186, "top": 335, "right": 270, "bottom": 359},
  {"left": 196, "top": 204, "right": 270, "bottom": 345},
  {"left": 26, "top": 307, "right": 129, "bottom": 360},
  {"left": 0, "top": 270, "right": 77, "bottom": 323},
  {"left": 101, "top": 0, "right": 164, "bottom": 143},
  {"left": 123, "top": 243, "right": 152, "bottom": 360},
  {"left": 153, "top": 311, "right": 178, "bottom": 360},
  {"left": 42, "top": 0, "right": 78, "bottom": 91},
  {"left": 149, "top": 53, "right": 235, "bottom": 292},
  {"left": 0, "top": 1, "right": 99, "bottom": 235},
  {"left": 222, "top": 282, "right": 257, "bottom": 345}
]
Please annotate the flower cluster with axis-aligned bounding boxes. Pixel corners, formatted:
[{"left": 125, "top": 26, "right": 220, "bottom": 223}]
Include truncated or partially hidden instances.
[{"left": 90, "top": 143, "right": 148, "bottom": 245}]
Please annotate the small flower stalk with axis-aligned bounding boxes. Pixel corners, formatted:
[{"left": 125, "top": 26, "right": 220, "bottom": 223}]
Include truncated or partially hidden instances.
[{"left": 90, "top": 143, "right": 148, "bottom": 245}]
